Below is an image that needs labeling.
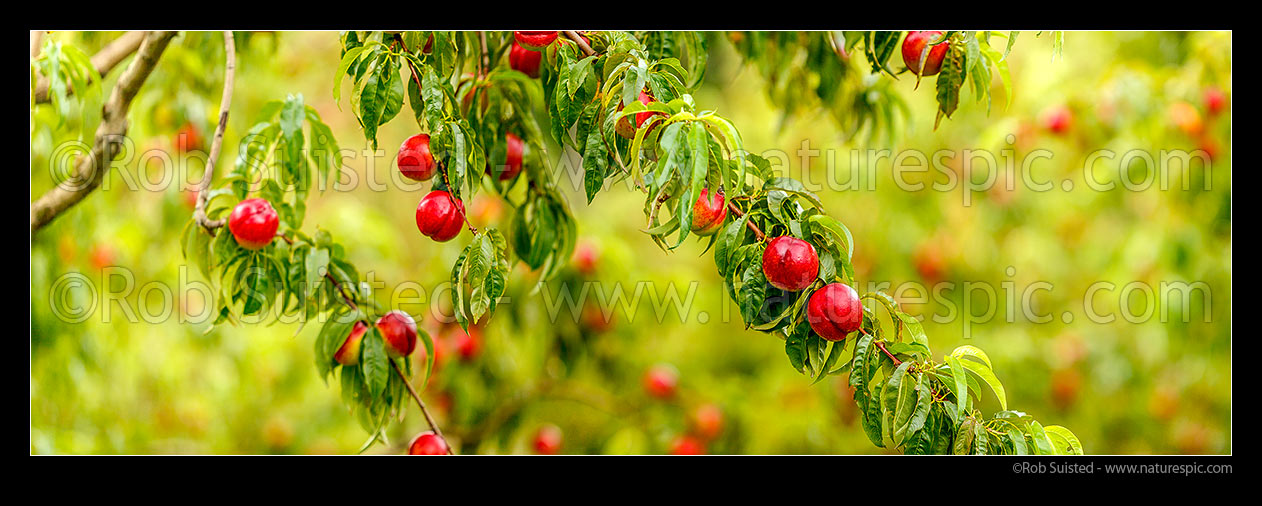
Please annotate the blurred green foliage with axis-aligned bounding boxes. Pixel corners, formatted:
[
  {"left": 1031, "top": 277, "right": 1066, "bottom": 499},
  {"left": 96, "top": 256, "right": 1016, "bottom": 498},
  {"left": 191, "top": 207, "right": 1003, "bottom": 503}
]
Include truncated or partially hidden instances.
[{"left": 30, "top": 30, "right": 1230, "bottom": 454}]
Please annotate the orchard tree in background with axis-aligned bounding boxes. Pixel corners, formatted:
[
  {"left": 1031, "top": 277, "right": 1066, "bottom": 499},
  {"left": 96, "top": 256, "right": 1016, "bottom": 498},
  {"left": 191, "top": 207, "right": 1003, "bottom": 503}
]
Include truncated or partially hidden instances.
[{"left": 30, "top": 29, "right": 1082, "bottom": 455}]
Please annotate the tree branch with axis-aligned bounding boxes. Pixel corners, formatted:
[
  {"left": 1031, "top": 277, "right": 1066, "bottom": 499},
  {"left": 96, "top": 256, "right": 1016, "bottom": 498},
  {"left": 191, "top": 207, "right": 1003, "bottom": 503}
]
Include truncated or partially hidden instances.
[
  {"left": 563, "top": 31, "right": 595, "bottom": 57},
  {"left": 30, "top": 30, "right": 45, "bottom": 58},
  {"left": 193, "top": 31, "right": 236, "bottom": 233},
  {"left": 873, "top": 339, "right": 903, "bottom": 367},
  {"left": 34, "top": 30, "right": 147, "bottom": 104},
  {"left": 725, "top": 201, "right": 767, "bottom": 242},
  {"left": 391, "top": 360, "right": 454, "bottom": 454},
  {"left": 30, "top": 31, "right": 178, "bottom": 234},
  {"left": 284, "top": 233, "right": 455, "bottom": 454},
  {"left": 477, "top": 31, "right": 490, "bottom": 76},
  {"left": 438, "top": 167, "right": 478, "bottom": 236}
]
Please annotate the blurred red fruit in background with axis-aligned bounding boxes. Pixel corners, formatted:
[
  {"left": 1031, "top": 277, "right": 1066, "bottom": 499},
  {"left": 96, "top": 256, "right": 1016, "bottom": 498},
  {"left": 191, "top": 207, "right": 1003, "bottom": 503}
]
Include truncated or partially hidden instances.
[
  {"left": 533, "top": 424, "right": 563, "bottom": 455},
  {"left": 669, "top": 435, "right": 706, "bottom": 455},
  {"left": 643, "top": 365, "right": 678, "bottom": 399}
]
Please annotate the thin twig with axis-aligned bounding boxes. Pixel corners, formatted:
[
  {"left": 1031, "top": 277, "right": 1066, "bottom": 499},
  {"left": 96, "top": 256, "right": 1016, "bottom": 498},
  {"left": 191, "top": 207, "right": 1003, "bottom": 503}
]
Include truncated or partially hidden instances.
[
  {"left": 194, "top": 31, "right": 236, "bottom": 233},
  {"left": 31, "top": 31, "right": 178, "bottom": 234},
  {"left": 478, "top": 31, "right": 490, "bottom": 76},
  {"left": 725, "top": 201, "right": 767, "bottom": 242},
  {"left": 563, "top": 31, "right": 595, "bottom": 57},
  {"left": 394, "top": 34, "right": 427, "bottom": 129},
  {"left": 283, "top": 234, "right": 454, "bottom": 454},
  {"left": 391, "top": 360, "right": 454, "bottom": 454},
  {"left": 438, "top": 169, "right": 478, "bottom": 235},
  {"left": 873, "top": 339, "right": 903, "bottom": 367}
]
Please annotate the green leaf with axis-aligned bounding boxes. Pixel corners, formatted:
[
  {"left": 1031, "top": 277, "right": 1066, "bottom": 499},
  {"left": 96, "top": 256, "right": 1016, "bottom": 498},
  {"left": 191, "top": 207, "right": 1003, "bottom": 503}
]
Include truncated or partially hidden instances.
[
  {"left": 895, "top": 312, "right": 929, "bottom": 349},
  {"left": 305, "top": 247, "right": 330, "bottom": 300},
  {"left": 379, "top": 64, "right": 405, "bottom": 126},
  {"left": 582, "top": 126, "right": 608, "bottom": 204},
  {"left": 867, "top": 31, "right": 901, "bottom": 76},
  {"left": 1008, "top": 428, "right": 1029, "bottom": 455},
  {"left": 956, "top": 353, "right": 1007, "bottom": 411},
  {"left": 714, "top": 213, "right": 748, "bottom": 278},
  {"left": 738, "top": 262, "right": 767, "bottom": 326},
  {"left": 1043, "top": 425, "right": 1084, "bottom": 455},
  {"left": 1028, "top": 421, "right": 1056, "bottom": 455},
  {"left": 1004, "top": 31, "right": 1019, "bottom": 58},
  {"left": 362, "top": 326, "right": 389, "bottom": 399},
  {"left": 672, "top": 122, "right": 708, "bottom": 248},
  {"left": 953, "top": 417, "right": 975, "bottom": 455},
  {"left": 807, "top": 214, "right": 854, "bottom": 262},
  {"left": 849, "top": 329, "right": 884, "bottom": 448},
  {"left": 450, "top": 243, "right": 470, "bottom": 332},
  {"left": 334, "top": 45, "right": 372, "bottom": 106},
  {"left": 849, "top": 328, "right": 875, "bottom": 389},
  {"left": 946, "top": 355, "right": 971, "bottom": 413},
  {"left": 420, "top": 64, "right": 446, "bottom": 129},
  {"left": 468, "top": 234, "right": 494, "bottom": 322},
  {"left": 883, "top": 362, "right": 917, "bottom": 444},
  {"left": 315, "top": 312, "right": 356, "bottom": 383},
  {"left": 305, "top": 108, "right": 342, "bottom": 185},
  {"left": 785, "top": 326, "right": 807, "bottom": 374},
  {"left": 764, "top": 177, "right": 823, "bottom": 209},
  {"left": 280, "top": 93, "right": 305, "bottom": 142},
  {"left": 933, "top": 36, "right": 967, "bottom": 128},
  {"left": 907, "top": 381, "right": 932, "bottom": 435},
  {"left": 980, "top": 43, "right": 1012, "bottom": 110},
  {"left": 358, "top": 57, "right": 389, "bottom": 147},
  {"left": 811, "top": 338, "right": 847, "bottom": 385}
]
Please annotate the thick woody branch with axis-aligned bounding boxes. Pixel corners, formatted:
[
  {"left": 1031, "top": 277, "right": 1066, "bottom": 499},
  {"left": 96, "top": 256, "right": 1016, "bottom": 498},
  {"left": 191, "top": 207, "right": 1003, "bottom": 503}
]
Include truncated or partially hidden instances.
[
  {"left": 30, "top": 30, "right": 45, "bottom": 58},
  {"left": 30, "top": 31, "right": 177, "bottom": 234},
  {"left": 34, "top": 30, "right": 147, "bottom": 104},
  {"left": 193, "top": 31, "right": 236, "bottom": 232}
]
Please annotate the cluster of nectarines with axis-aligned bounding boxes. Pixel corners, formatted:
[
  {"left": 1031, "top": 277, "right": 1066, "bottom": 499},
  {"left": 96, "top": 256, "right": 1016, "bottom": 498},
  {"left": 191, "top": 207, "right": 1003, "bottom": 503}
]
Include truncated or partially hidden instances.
[
  {"left": 332, "top": 310, "right": 420, "bottom": 366},
  {"left": 761, "top": 235, "right": 863, "bottom": 342},
  {"left": 396, "top": 133, "right": 468, "bottom": 242},
  {"left": 327, "top": 309, "right": 448, "bottom": 455},
  {"left": 398, "top": 128, "right": 526, "bottom": 242}
]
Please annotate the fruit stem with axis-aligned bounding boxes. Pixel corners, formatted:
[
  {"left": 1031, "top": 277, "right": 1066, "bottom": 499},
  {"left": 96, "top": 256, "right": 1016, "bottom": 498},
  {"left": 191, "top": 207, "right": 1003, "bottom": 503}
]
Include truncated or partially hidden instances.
[
  {"left": 859, "top": 327, "right": 903, "bottom": 366},
  {"left": 724, "top": 201, "right": 767, "bottom": 242},
  {"left": 392, "top": 359, "right": 455, "bottom": 455},
  {"left": 872, "top": 337, "right": 903, "bottom": 367},
  {"left": 436, "top": 169, "right": 479, "bottom": 236},
  {"left": 394, "top": 34, "right": 428, "bottom": 126},
  {"left": 564, "top": 31, "right": 596, "bottom": 57},
  {"left": 193, "top": 31, "right": 236, "bottom": 233}
]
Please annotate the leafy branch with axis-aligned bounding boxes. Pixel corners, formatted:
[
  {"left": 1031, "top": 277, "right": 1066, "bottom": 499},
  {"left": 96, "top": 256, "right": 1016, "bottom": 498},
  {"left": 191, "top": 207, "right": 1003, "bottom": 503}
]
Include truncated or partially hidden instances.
[
  {"left": 33, "top": 30, "right": 146, "bottom": 104},
  {"left": 173, "top": 30, "right": 1079, "bottom": 455},
  {"left": 31, "top": 31, "right": 178, "bottom": 233}
]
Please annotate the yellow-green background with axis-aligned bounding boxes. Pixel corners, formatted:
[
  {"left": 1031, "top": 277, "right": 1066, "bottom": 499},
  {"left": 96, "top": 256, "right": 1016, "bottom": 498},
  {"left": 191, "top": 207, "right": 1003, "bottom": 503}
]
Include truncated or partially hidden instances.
[{"left": 30, "top": 31, "right": 1231, "bottom": 454}]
